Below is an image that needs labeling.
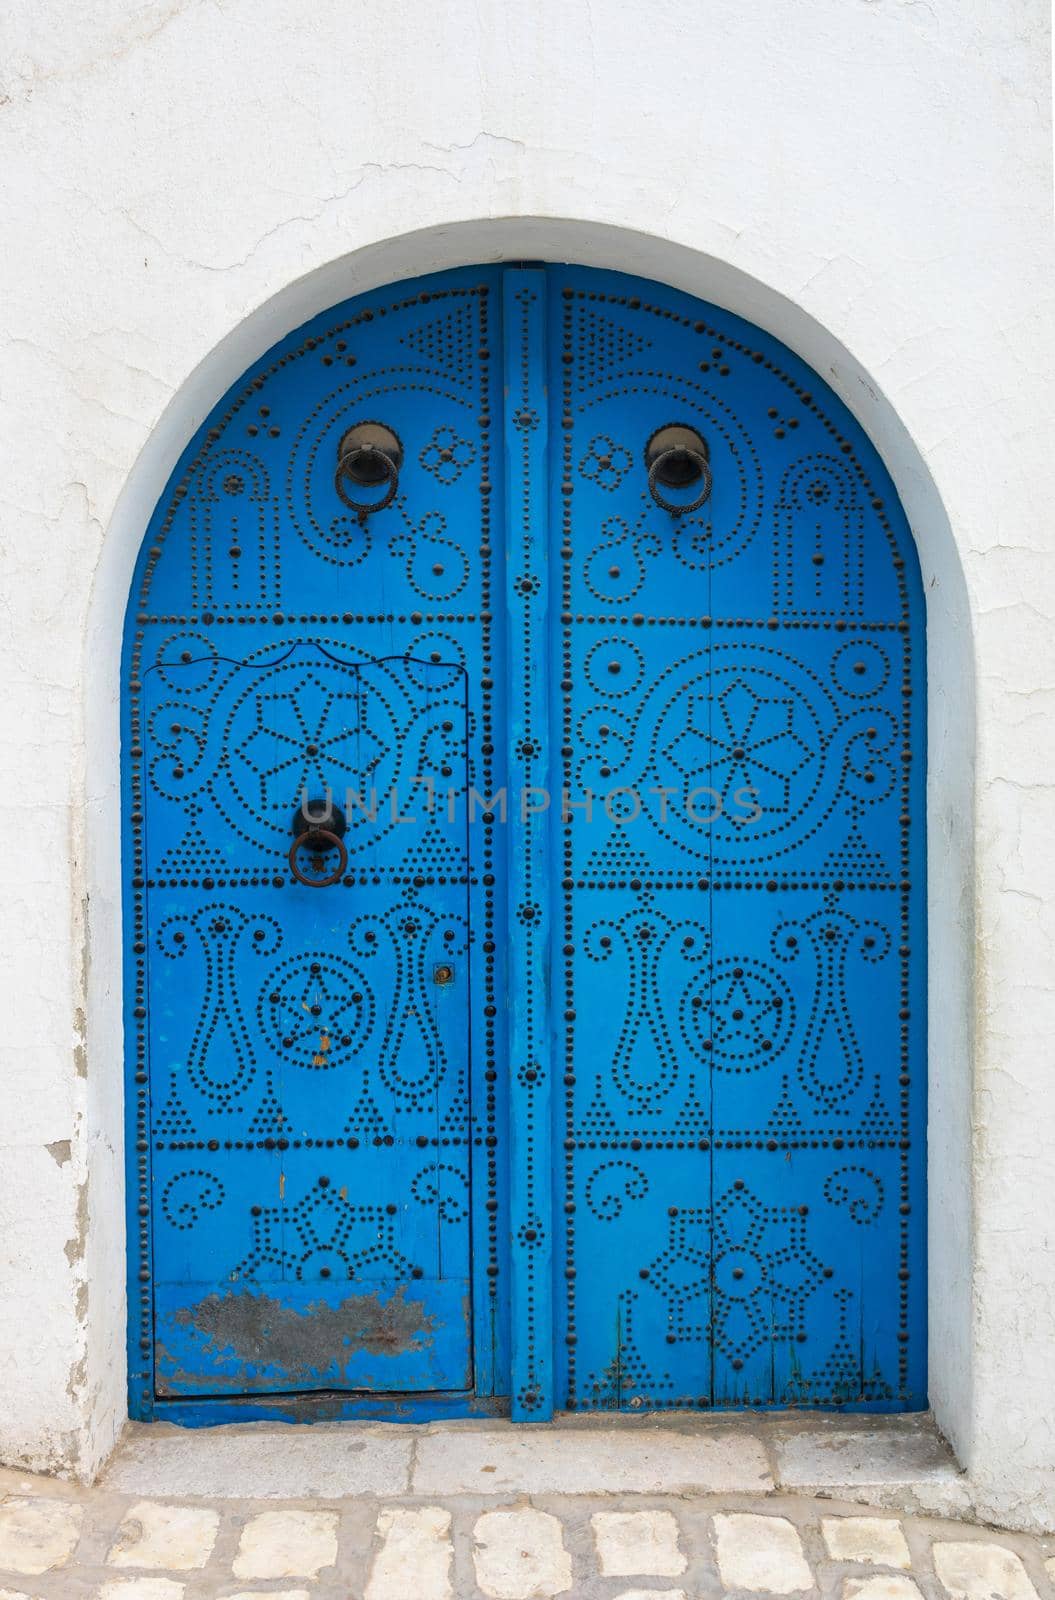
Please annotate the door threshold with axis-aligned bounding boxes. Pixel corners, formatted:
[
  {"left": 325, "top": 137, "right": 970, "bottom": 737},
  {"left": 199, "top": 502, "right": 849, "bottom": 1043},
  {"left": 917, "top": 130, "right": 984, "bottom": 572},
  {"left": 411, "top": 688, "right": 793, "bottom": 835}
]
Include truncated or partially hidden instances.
[{"left": 101, "top": 1410, "right": 968, "bottom": 1521}]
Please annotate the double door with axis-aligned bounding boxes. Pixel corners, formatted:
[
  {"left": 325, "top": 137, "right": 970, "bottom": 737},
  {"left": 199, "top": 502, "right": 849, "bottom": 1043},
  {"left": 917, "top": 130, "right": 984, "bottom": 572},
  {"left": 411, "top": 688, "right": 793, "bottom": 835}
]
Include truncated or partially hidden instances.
[{"left": 127, "top": 264, "right": 925, "bottom": 1419}]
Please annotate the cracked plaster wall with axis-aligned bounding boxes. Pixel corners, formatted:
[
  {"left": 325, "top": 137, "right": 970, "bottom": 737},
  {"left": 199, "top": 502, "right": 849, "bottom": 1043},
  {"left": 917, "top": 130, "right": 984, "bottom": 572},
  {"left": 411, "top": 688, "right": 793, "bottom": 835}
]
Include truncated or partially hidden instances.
[{"left": 0, "top": 0, "right": 1052, "bottom": 1532}]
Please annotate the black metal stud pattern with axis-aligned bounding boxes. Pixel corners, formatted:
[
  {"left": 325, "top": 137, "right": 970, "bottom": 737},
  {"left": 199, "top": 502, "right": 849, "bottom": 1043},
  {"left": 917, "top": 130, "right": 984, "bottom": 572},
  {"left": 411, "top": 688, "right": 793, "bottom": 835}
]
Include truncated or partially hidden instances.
[
  {"left": 553, "top": 275, "right": 923, "bottom": 1415},
  {"left": 126, "top": 275, "right": 506, "bottom": 1407},
  {"left": 123, "top": 265, "right": 924, "bottom": 1420}
]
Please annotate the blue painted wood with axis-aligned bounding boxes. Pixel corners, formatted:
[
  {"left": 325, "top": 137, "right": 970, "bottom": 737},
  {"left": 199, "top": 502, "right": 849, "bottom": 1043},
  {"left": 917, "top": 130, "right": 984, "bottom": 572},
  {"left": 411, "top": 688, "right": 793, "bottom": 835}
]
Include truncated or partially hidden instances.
[
  {"left": 124, "top": 269, "right": 509, "bottom": 1417},
  {"left": 546, "top": 264, "right": 925, "bottom": 1412},
  {"left": 124, "top": 263, "right": 925, "bottom": 1424},
  {"left": 141, "top": 647, "right": 474, "bottom": 1396},
  {"left": 502, "top": 271, "right": 554, "bottom": 1421}
]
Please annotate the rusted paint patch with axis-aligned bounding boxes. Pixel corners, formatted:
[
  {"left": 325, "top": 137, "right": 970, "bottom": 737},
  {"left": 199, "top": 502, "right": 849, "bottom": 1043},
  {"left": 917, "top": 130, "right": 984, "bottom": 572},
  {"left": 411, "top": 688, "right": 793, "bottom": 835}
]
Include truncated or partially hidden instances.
[
  {"left": 154, "top": 1340, "right": 249, "bottom": 1395},
  {"left": 172, "top": 1286, "right": 436, "bottom": 1382}
]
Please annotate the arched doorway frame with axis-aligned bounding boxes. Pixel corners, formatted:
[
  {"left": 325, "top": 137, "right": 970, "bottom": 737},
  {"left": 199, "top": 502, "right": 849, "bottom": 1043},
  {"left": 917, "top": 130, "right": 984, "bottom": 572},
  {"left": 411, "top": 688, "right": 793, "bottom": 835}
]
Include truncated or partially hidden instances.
[{"left": 84, "top": 217, "right": 974, "bottom": 1463}]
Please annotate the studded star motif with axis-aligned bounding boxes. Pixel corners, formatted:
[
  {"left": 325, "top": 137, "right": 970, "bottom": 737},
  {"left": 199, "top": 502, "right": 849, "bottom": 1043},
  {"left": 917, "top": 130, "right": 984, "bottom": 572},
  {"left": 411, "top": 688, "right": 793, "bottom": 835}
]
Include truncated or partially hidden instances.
[
  {"left": 641, "top": 1183, "right": 827, "bottom": 1364},
  {"left": 700, "top": 964, "right": 791, "bottom": 1068},
  {"left": 709, "top": 1185, "right": 826, "bottom": 1363},
  {"left": 264, "top": 957, "right": 371, "bottom": 1069},
  {"left": 236, "top": 1178, "right": 417, "bottom": 1282}
]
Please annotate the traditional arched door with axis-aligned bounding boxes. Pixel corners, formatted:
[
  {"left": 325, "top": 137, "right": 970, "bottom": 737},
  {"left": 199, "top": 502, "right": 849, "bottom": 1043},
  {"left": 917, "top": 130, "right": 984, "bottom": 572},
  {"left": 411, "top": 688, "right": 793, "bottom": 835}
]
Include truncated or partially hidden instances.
[{"left": 125, "top": 265, "right": 925, "bottom": 1423}]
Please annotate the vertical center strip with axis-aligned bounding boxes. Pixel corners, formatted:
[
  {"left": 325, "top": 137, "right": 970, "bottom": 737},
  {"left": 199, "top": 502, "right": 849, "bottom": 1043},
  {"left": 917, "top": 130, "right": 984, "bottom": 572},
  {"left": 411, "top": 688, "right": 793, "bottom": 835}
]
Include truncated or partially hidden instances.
[{"left": 503, "top": 269, "right": 553, "bottom": 1419}]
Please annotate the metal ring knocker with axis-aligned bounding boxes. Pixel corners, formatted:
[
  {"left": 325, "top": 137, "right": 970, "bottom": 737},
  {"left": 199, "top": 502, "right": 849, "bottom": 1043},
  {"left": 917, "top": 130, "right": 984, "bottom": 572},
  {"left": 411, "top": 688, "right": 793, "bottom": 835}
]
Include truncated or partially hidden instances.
[
  {"left": 289, "top": 802, "right": 348, "bottom": 888},
  {"left": 645, "top": 424, "right": 712, "bottom": 516},
  {"left": 334, "top": 422, "right": 403, "bottom": 515}
]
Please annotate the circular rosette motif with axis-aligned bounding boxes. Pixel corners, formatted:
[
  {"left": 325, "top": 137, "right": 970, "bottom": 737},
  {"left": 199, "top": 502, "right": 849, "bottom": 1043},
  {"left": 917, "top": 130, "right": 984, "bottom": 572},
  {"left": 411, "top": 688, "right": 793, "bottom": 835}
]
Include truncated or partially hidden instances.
[
  {"left": 637, "top": 643, "right": 845, "bottom": 864},
  {"left": 681, "top": 959, "right": 794, "bottom": 1072},
  {"left": 215, "top": 656, "right": 401, "bottom": 853},
  {"left": 260, "top": 953, "right": 374, "bottom": 1071}
]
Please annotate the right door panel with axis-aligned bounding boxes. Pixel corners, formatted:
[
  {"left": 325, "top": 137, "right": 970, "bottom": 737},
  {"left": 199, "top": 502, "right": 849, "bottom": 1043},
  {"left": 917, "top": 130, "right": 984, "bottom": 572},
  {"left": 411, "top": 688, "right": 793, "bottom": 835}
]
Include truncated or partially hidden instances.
[{"left": 550, "top": 264, "right": 925, "bottom": 1413}]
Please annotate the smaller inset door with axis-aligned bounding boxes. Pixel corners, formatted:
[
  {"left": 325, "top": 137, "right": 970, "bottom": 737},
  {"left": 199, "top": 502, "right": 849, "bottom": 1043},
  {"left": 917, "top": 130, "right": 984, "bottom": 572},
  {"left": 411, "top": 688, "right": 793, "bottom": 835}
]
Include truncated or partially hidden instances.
[{"left": 142, "top": 642, "right": 474, "bottom": 1395}]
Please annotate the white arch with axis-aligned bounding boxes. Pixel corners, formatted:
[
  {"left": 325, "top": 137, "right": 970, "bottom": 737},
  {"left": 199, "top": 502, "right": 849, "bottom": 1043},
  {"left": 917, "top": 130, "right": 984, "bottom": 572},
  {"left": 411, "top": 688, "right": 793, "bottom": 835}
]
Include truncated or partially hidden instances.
[{"left": 84, "top": 217, "right": 974, "bottom": 1476}]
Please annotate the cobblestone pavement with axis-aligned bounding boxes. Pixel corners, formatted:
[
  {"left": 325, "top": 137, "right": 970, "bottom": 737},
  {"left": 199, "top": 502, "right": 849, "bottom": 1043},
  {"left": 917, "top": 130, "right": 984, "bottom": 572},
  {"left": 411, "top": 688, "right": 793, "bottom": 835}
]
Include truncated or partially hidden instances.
[{"left": 2, "top": 1478, "right": 1055, "bottom": 1600}]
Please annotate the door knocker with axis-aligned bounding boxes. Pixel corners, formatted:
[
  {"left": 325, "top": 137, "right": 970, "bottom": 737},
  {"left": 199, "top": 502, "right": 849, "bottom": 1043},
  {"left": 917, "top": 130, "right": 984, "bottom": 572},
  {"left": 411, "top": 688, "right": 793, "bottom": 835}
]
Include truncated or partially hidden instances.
[
  {"left": 334, "top": 422, "right": 403, "bottom": 515},
  {"left": 645, "top": 423, "right": 712, "bottom": 515},
  {"left": 289, "top": 799, "right": 348, "bottom": 888}
]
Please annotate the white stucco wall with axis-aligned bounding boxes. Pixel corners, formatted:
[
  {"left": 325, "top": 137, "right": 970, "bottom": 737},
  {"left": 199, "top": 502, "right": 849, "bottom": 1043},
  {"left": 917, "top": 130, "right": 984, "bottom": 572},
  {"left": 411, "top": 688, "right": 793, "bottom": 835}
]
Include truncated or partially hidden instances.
[{"left": 0, "top": 0, "right": 1052, "bottom": 1531}]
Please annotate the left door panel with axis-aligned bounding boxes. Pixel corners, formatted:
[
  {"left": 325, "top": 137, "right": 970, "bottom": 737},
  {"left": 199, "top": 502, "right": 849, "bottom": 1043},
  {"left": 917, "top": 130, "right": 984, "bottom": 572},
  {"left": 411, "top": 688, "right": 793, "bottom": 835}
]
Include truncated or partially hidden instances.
[{"left": 142, "top": 644, "right": 473, "bottom": 1396}]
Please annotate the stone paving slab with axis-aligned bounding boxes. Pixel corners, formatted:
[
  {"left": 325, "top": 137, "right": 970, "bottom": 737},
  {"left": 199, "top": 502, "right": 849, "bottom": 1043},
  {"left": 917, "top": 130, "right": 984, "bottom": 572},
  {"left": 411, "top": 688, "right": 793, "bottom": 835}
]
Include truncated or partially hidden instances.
[
  {"left": 100, "top": 1426, "right": 414, "bottom": 1500},
  {"left": 777, "top": 1428, "right": 964, "bottom": 1485},
  {"left": 1, "top": 1476, "right": 1054, "bottom": 1600},
  {"left": 413, "top": 1424, "right": 773, "bottom": 1496},
  {"left": 775, "top": 1427, "right": 973, "bottom": 1520}
]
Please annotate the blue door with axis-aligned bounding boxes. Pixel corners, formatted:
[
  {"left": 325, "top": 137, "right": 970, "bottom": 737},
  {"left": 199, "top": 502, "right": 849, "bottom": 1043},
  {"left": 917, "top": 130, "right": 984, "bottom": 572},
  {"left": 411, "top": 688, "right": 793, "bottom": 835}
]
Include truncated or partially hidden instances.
[{"left": 126, "top": 265, "right": 925, "bottom": 1421}]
